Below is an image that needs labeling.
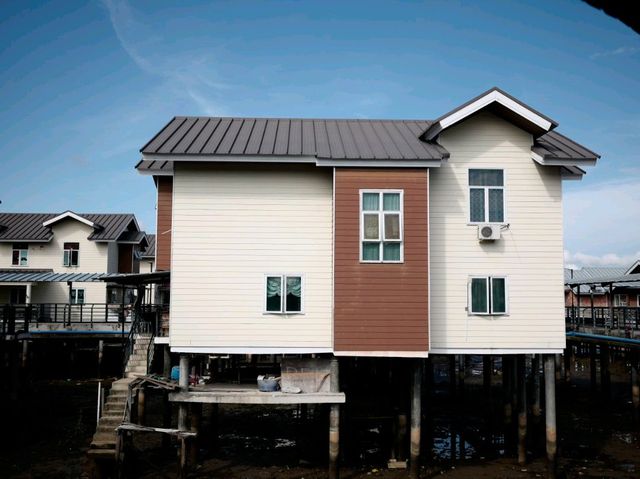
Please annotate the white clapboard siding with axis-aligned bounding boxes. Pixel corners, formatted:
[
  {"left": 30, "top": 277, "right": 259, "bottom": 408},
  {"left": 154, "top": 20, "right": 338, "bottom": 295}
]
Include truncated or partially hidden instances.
[
  {"left": 170, "top": 163, "right": 333, "bottom": 351},
  {"left": 429, "top": 111, "right": 565, "bottom": 352}
]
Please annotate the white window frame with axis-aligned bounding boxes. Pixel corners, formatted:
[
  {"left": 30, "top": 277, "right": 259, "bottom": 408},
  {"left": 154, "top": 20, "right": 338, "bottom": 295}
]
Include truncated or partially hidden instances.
[
  {"left": 468, "top": 168, "right": 507, "bottom": 225},
  {"left": 359, "top": 189, "right": 404, "bottom": 264},
  {"left": 12, "top": 243, "right": 29, "bottom": 267},
  {"left": 71, "top": 288, "right": 85, "bottom": 305},
  {"left": 614, "top": 294, "right": 628, "bottom": 307},
  {"left": 263, "top": 274, "right": 305, "bottom": 315},
  {"left": 468, "top": 275, "right": 509, "bottom": 316},
  {"left": 63, "top": 242, "right": 80, "bottom": 267}
]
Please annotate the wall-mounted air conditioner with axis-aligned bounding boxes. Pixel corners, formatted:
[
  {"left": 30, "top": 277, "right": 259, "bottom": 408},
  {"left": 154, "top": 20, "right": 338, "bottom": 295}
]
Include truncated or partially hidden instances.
[{"left": 478, "top": 224, "right": 501, "bottom": 241}]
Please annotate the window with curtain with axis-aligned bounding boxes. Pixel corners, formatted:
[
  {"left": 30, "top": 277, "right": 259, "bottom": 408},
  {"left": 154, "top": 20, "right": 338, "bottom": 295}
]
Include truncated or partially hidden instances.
[
  {"left": 12, "top": 243, "right": 28, "bottom": 266},
  {"left": 361, "top": 190, "right": 403, "bottom": 262},
  {"left": 63, "top": 242, "right": 80, "bottom": 267},
  {"left": 71, "top": 288, "right": 85, "bottom": 304},
  {"left": 469, "top": 276, "right": 508, "bottom": 315},
  {"left": 469, "top": 169, "right": 504, "bottom": 223},
  {"left": 265, "top": 275, "right": 303, "bottom": 313}
]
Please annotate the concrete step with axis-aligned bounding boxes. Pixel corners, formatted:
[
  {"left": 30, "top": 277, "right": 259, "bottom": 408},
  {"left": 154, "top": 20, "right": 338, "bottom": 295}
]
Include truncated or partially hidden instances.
[
  {"left": 97, "top": 424, "right": 118, "bottom": 434},
  {"left": 100, "top": 417, "right": 122, "bottom": 427},
  {"left": 127, "top": 358, "right": 147, "bottom": 366},
  {"left": 87, "top": 448, "right": 115, "bottom": 459}
]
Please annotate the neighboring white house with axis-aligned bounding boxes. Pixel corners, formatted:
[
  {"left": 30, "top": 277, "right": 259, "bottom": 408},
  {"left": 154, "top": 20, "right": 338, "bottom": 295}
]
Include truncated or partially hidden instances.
[{"left": 0, "top": 211, "right": 148, "bottom": 305}]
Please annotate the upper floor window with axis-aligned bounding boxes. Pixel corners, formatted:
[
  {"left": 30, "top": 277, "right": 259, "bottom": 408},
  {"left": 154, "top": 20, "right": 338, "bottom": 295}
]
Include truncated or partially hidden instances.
[
  {"left": 265, "top": 275, "right": 303, "bottom": 314},
  {"left": 469, "top": 276, "right": 508, "bottom": 315},
  {"left": 71, "top": 288, "right": 85, "bottom": 304},
  {"left": 12, "top": 243, "right": 28, "bottom": 266},
  {"left": 360, "top": 191, "right": 403, "bottom": 263},
  {"left": 613, "top": 294, "right": 628, "bottom": 307},
  {"left": 63, "top": 242, "right": 79, "bottom": 267},
  {"left": 469, "top": 169, "right": 504, "bottom": 223}
]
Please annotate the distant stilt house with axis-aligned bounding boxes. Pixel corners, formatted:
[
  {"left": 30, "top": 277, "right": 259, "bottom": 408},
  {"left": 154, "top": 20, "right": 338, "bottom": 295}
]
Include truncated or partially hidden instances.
[{"left": 565, "top": 264, "right": 640, "bottom": 309}]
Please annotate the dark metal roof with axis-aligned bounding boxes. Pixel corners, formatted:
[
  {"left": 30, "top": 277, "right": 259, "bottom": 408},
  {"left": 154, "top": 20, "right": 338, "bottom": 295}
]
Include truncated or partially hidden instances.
[
  {"left": 102, "top": 270, "right": 169, "bottom": 285},
  {"left": 117, "top": 230, "right": 148, "bottom": 245},
  {"left": 0, "top": 213, "right": 139, "bottom": 242},
  {"left": 140, "top": 117, "right": 449, "bottom": 161},
  {"left": 533, "top": 131, "right": 600, "bottom": 162},
  {"left": 140, "top": 234, "right": 155, "bottom": 259},
  {"left": 0, "top": 271, "right": 116, "bottom": 282}
]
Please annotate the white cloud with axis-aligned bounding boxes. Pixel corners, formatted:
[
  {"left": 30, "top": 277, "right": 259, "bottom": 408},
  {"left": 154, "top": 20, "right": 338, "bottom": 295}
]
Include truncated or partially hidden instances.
[
  {"left": 100, "top": 0, "right": 228, "bottom": 116},
  {"left": 564, "top": 176, "right": 640, "bottom": 267},
  {"left": 590, "top": 46, "right": 640, "bottom": 60}
]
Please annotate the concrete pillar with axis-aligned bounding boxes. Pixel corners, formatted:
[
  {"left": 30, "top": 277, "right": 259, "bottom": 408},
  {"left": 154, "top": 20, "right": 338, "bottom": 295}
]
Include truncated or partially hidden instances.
[
  {"left": 517, "top": 355, "right": 527, "bottom": 465},
  {"left": 329, "top": 358, "right": 340, "bottom": 479},
  {"left": 409, "top": 359, "right": 422, "bottom": 479},
  {"left": 178, "top": 354, "right": 189, "bottom": 431},
  {"left": 544, "top": 355, "right": 557, "bottom": 478}
]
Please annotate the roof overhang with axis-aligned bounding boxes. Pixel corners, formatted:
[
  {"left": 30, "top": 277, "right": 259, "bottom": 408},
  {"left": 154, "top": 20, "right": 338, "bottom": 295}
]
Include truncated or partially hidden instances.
[
  {"left": 138, "top": 154, "right": 443, "bottom": 171},
  {"left": 43, "top": 211, "right": 97, "bottom": 229},
  {"left": 421, "top": 87, "right": 558, "bottom": 141},
  {"left": 625, "top": 260, "right": 640, "bottom": 276}
]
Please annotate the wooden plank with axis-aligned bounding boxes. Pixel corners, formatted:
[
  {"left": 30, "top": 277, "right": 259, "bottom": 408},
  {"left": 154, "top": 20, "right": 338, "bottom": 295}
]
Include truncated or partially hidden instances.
[{"left": 169, "top": 391, "right": 346, "bottom": 405}]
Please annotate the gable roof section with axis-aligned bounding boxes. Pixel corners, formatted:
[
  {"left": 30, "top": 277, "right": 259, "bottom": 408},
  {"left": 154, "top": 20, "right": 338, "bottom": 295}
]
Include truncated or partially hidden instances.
[
  {"left": 421, "top": 87, "right": 558, "bottom": 141},
  {"left": 137, "top": 88, "right": 598, "bottom": 176},
  {"left": 625, "top": 260, "right": 640, "bottom": 276},
  {"left": 140, "top": 234, "right": 155, "bottom": 259},
  {"left": 140, "top": 118, "right": 449, "bottom": 164},
  {"left": 0, "top": 213, "right": 139, "bottom": 242},
  {"left": 43, "top": 211, "right": 96, "bottom": 228}
]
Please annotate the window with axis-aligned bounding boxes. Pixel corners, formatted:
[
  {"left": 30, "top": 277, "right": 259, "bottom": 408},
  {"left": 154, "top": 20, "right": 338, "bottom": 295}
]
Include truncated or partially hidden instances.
[
  {"left": 265, "top": 275, "right": 303, "bottom": 313},
  {"left": 360, "top": 191, "right": 403, "bottom": 262},
  {"left": 469, "top": 276, "right": 508, "bottom": 315},
  {"left": 71, "top": 288, "right": 85, "bottom": 304},
  {"left": 614, "top": 294, "right": 628, "bottom": 307},
  {"left": 469, "top": 169, "right": 504, "bottom": 223},
  {"left": 12, "top": 243, "right": 28, "bottom": 266},
  {"left": 63, "top": 242, "right": 79, "bottom": 266}
]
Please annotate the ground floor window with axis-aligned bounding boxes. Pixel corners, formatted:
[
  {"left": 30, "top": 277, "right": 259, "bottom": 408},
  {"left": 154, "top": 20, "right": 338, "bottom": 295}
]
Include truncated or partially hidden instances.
[
  {"left": 469, "top": 276, "right": 507, "bottom": 315},
  {"left": 265, "top": 275, "right": 303, "bottom": 313},
  {"left": 71, "top": 288, "right": 85, "bottom": 304}
]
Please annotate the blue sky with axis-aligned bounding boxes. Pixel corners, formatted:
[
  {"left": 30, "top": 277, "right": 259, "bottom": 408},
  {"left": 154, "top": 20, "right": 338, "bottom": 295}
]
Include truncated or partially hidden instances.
[{"left": 1, "top": 0, "right": 638, "bottom": 266}]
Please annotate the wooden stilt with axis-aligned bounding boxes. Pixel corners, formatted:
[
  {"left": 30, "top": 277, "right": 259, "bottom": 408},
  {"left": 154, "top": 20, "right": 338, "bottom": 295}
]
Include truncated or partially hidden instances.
[
  {"left": 601, "top": 345, "right": 611, "bottom": 402},
  {"left": 449, "top": 355, "right": 456, "bottom": 400},
  {"left": 163, "top": 345, "right": 171, "bottom": 379},
  {"left": 483, "top": 355, "right": 492, "bottom": 401},
  {"left": 544, "top": 354, "right": 557, "bottom": 478},
  {"left": 97, "top": 340, "right": 104, "bottom": 378},
  {"left": 517, "top": 355, "right": 527, "bottom": 465},
  {"left": 178, "top": 354, "right": 190, "bottom": 431},
  {"left": 458, "top": 354, "right": 465, "bottom": 403},
  {"left": 329, "top": 358, "right": 340, "bottom": 479},
  {"left": 189, "top": 403, "right": 202, "bottom": 465},
  {"left": 564, "top": 346, "right": 572, "bottom": 383},
  {"left": 21, "top": 339, "right": 28, "bottom": 370},
  {"left": 532, "top": 354, "right": 541, "bottom": 422},
  {"left": 409, "top": 359, "right": 422, "bottom": 479},
  {"left": 590, "top": 344, "right": 597, "bottom": 394},
  {"left": 137, "top": 388, "right": 146, "bottom": 426},
  {"left": 162, "top": 391, "right": 171, "bottom": 449},
  {"left": 503, "top": 356, "right": 512, "bottom": 425},
  {"left": 631, "top": 351, "right": 639, "bottom": 424}
]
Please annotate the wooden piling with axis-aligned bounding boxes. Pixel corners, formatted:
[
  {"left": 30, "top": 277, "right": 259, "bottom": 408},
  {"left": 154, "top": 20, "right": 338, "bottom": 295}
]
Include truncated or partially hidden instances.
[
  {"left": 544, "top": 354, "right": 557, "bottom": 478},
  {"left": 189, "top": 403, "right": 202, "bottom": 465},
  {"left": 483, "top": 355, "right": 492, "bottom": 400},
  {"left": 97, "top": 340, "right": 104, "bottom": 378},
  {"left": 178, "top": 354, "right": 189, "bottom": 431},
  {"left": 409, "top": 359, "right": 422, "bottom": 478},
  {"left": 564, "top": 346, "right": 572, "bottom": 383},
  {"left": 532, "top": 354, "right": 541, "bottom": 422},
  {"left": 601, "top": 345, "right": 611, "bottom": 402},
  {"left": 458, "top": 354, "right": 465, "bottom": 403},
  {"left": 137, "top": 388, "right": 146, "bottom": 426},
  {"left": 329, "top": 358, "right": 340, "bottom": 479},
  {"left": 162, "top": 391, "right": 172, "bottom": 449},
  {"left": 163, "top": 345, "right": 171, "bottom": 379},
  {"left": 589, "top": 344, "right": 597, "bottom": 393},
  {"left": 449, "top": 355, "right": 456, "bottom": 399},
  {"left": 503, "top": 355, "right": 512, "bottom": 425},
  {"left": 517, "top": 355, "right": 527, "bottom": 465},
  {"left": 21, "top": 339, "right": 28, "bottom": 370},
  {"left": 631, "top": 351, "right": 639, "bottom": 424}
]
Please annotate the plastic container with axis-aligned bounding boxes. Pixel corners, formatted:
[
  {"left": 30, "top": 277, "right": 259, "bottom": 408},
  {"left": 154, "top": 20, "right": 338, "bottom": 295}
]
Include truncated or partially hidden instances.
[{"left": 257, "top": 376, "right": 280, "bottom": 392}]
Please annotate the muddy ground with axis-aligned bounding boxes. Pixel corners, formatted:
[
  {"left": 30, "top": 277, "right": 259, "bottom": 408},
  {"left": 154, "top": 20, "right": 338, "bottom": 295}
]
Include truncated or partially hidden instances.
[{"left": 1, "top": 354, "right": 639, "bottom": 479}]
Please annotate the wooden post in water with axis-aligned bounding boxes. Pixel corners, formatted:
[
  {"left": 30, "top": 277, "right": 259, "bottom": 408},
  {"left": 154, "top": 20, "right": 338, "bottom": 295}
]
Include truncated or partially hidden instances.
[
  {"left": 178, "top": 354, "right": 190, "bottom": 431},
  {"left": 162, "top": 391, "right": 171, "bottom": 449},
  {"left": 589, "top": 344, "right": 597, "bottom": 394},
  {"left": 532, "top": 354, "right": 541, "bottom": 422},
  {"left": 189, "top": 403, "right": 202, "bottom": 465},
  {"left": 503, "top": 355, "right": 512, "bottom": 425},
  {"left": 458, "top": 355, "right": 465, "bottom": 403},
  {"left": 329, "top": 357, "right": 340, "bottom": 479},
  {"left": 137, "top": 388, "right": 146, "bottom": 426},
  {"left": 601, "top": 344, "right": 611, "bottom": 402},
  {"left": 449, "top": 355, "right": 456, "bottom": 400},
  {"left": 631, "top": 351, "right": 639, "bottom": 425},
  {"left": 517, "top": 355, "right": 527, "bottom": 465},
  {"left": 97, "top": 340, "right": 104, "bottom": 378},
  {"left": 564, "top": 346, "right": 572, "bottom": 383},
  {"left": 409, "top": 359, "right": 422, "bottom": 479},
  {"left": 544, "top": 354, "right": 557, "bottom": 478},
  {"left": 163, "top": 345, "right": 171, "bottom": 379}
]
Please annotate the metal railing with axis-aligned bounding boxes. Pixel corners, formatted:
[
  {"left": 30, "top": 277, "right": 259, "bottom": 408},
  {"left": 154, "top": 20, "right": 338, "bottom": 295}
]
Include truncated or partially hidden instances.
[
  {"left": 121, "top": 305, "right": 162, "bottom": 376},
  {"left": 565, "top": 306, "right": 640, "bottom": 331}
]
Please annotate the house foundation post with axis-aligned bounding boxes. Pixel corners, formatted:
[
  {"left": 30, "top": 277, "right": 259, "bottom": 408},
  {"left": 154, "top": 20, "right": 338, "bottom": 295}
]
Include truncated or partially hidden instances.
[
  {"left": 178, "top": 354, "right": 190, "bottom": 431},
  {"left": 532, "top": 354, "right": 541, "bottom": 422},
  {"left": 449, "top": 356, "right": 456, "bottom": 399},
  {"left": 409, "top": 359, "right": 422, "bottom": 479},
  {"left": 601, "top": 344, "right": 611, "bottom": 402},
  {"left": 97, "top": 340, "right": 104, "bottom": 378},
  {"left": 163, "top": 345, "right": 171, "bottom": 378},
  {"left": 21, "top": 339, "right": 29, "bottom": 370},
  {"left": 189, "top": 403, "right": 202, "bottom": 465},
  {"left": 329, "top": 357, "right": 340, "bottom": 479},
  {"left": 137, "top": 388, "right": 146, "bottom": 426},
  {"left": 517, "top": 355, "right": 527, "bottom": 465},
  {"left": 589, "top": 344, "right": 597, "bottom": 394},
  {"left": 458, "top": 354, "right": 465, "bottom": 403},
  {"left": 544, "top": 354, "right": 557, "bottom": 478},
  {"left": 564, "top": 346, "right": 572, "bottom": 383},
  {"left": 631, "top": 351, "right": 639, "bottom": 424},
  {"left": 503, "top": 355, "right": 512, "bottom": 425}
]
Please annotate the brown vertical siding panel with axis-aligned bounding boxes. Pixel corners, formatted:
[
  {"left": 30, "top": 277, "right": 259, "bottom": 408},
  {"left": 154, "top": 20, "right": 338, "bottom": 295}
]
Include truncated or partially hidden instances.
[
  {"left": 334, "top": 168, "right": 429, "bottom": 353},
  {"left": 117, "top": 244, "right": 133, "bottom": 273},
  {"left": 156, "top": 176, "right": 173, "bottom": 271}
]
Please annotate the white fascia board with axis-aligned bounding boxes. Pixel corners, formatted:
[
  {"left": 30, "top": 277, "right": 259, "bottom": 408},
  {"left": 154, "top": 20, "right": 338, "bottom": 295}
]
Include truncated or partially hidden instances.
[
  {"left": 439, "top": 90, "right": 554, "bottom": 133},
  {"left": 171, "top": 346, "right": 333, "bottom": 354},
  {"left": 429, "top": 348, "right": 565, "bottom": 355},
  {"left": 0, "top": 239, "right": 52, "bottom": 243},
  {"left": 532, "top": 152, "right": 597, "bottom": 167},
  {"left": 138, "top": 169, "right": 174, "bottom": 176},
  {"left": 43, "top": 211, "right": 95, "bottom": 228},
  {"left": 141, "top": 153, "right": 442, "bottom": 169},
  {"left": 624, "top": 260, "right": 640, "bottom": 276},
  {"left": 334, "top": 350, "right": 429, "bottom": 358}
]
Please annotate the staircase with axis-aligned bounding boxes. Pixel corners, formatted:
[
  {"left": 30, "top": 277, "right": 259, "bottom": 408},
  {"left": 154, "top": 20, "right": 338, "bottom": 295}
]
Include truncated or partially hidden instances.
[{"left": 88, "top": 334, "right": 152, "bottom": 459}]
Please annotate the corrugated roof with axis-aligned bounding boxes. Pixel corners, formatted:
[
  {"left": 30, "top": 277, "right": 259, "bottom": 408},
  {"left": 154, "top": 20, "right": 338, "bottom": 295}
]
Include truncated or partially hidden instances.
[
  {"left": 0, "top": 213, "right": 139, "bottom": 242},
  {"left": 141, "top": 234, "right": 155, "bottom": 259},
  {"left": 138, "top": 115, "right": 596, "bottom": 166},
  {"left": 564, "top": 267, "right": 627, "bottom": 283},
  {"left": 140, "top": 117, "right": 449, "bottom": 161},
  {"left": 0, "top": 271, "right": 115, "bottom": 282}
]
